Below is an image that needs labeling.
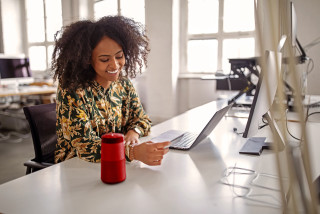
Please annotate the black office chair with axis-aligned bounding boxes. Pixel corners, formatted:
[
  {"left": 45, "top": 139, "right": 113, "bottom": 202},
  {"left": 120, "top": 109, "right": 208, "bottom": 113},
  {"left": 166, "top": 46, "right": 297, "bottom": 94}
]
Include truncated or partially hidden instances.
[{"left": 23, "top": 103, "right": 57, "bottom": 174}]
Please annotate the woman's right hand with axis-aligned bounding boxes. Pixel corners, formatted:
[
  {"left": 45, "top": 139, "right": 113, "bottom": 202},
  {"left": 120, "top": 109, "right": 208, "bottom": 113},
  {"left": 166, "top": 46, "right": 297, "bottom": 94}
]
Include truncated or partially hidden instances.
[{"left": 133, "top": 141, "right": 170, "bottom": 166}]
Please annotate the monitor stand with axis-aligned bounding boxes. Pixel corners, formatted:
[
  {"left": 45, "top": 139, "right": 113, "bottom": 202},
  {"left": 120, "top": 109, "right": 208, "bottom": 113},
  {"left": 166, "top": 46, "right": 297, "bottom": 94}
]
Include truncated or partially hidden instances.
[
  {"left": 314, "top": 176, "right": 320, "bottom": 202},
  {"left": 240, "top": 111, "right": 286, "bottom": 156},
  {"left": 239, "top": 137, "right": 271, "bottom": 155}
]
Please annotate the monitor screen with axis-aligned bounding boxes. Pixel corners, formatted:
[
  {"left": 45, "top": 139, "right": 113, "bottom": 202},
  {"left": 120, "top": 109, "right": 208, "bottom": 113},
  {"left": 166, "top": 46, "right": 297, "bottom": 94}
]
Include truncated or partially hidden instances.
[
  {"left": 290, "top": 2, "right": 307, "bottom": 63},
  {"left": 291, "top": 2, "right": 297, "bottom": 47},
  {"left": 0, "top": 56, "right": 34, "bottom": 86},
  {"left": 243, "top": 50, "right": 282, "bottom": 138}
]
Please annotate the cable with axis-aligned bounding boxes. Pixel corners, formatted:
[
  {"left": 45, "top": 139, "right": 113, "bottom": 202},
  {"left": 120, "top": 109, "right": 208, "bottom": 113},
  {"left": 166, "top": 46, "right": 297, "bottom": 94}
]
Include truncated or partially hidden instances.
[
  {"left": 233, "top": 127, "right": 244, "bottom": 135},
  {"left": 242, "top": 194, "right": 282, "bottom": 208},
  {"left": 220, "top": 165, "right": 282, "bottom": 208},
  {"left": 305, "top": 111, "right": 320, "bottom": 121},
  {"left": 259, "top": 123, "right": 269, "bottom": 130},
  {"left": 307, "top": 101, "right": 320, "bottom": 108},
  {"left": 285, "top": 109, "right": 301, "bottom": 141},
  {"left": 306, "top": 58, "right": 314, "bottom": 75},
  {"left": 250, "top": 172, "right": 287, "bottom": 192},
  {"left": 284, "top": 104, "right": 319, "bottom": 142},
  {"left": 258, "top": 117, "right": 269, "bottom": 130},
  {"left": 220, "top": 165, "right": 255, "bottom": 197}
]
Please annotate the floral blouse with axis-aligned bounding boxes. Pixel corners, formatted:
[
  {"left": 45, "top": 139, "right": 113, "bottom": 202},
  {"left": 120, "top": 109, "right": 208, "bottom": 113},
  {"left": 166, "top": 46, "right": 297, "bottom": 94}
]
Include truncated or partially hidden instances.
[{"left": 54, "top": 78, "right": 151, "bottom": 163}]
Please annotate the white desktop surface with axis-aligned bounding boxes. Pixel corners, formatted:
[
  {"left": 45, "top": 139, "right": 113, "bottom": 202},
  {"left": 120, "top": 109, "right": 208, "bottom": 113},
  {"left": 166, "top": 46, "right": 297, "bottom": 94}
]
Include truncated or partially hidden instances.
[
  {"left": 0, "top": 85, "right": 57, "bottom": 97},
  {"left": 0, "top": 100, "right": 319, "bottom": 214}
]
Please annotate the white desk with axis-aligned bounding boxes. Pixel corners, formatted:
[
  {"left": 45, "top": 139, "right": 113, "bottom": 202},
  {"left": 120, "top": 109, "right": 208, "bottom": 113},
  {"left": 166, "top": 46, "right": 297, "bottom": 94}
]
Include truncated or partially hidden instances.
[
  {"left": 0, "top": 100, "right": 318, "bottom": 214},
  {"left": 0, "top": 85, "right": 57, "bottom": 98}
]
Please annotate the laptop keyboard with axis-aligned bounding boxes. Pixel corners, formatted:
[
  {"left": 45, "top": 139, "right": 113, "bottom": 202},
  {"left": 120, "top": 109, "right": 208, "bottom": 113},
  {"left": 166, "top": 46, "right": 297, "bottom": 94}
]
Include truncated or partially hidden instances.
[{"left": 171, "top": 132, "right": 198, "bottom": 149}]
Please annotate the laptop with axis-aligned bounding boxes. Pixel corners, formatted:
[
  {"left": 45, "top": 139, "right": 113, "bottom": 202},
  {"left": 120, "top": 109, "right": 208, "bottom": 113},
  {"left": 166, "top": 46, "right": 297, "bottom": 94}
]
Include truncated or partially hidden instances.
[{"left": 151, "top": 103, "right": 234, "bottom": 150}]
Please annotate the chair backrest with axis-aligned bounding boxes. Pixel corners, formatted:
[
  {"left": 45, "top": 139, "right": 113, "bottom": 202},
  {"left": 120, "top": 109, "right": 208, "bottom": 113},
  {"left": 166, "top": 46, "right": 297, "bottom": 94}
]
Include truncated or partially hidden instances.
[{"left": 23, "top": 103, "right": 57, "bottom": 164}]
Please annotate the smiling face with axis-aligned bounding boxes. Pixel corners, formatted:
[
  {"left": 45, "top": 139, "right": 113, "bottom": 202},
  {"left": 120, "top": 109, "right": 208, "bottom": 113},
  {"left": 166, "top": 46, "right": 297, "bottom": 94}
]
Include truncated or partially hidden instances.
[{"left": 91, "top": 36, "right": 126, "bottom": 89}]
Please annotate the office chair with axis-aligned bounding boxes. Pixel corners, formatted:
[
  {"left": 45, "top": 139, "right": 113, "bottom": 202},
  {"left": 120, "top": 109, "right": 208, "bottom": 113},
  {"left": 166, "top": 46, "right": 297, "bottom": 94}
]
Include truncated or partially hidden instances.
[{"left": 23, "top": 103, "right": 57, "bottom": 174}]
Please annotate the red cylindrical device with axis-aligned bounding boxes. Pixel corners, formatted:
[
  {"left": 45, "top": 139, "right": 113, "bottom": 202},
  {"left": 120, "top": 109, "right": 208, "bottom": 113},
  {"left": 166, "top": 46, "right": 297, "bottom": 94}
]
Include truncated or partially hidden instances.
[{"left": 101, "top": 133, "right": 126, "bottom": 184}]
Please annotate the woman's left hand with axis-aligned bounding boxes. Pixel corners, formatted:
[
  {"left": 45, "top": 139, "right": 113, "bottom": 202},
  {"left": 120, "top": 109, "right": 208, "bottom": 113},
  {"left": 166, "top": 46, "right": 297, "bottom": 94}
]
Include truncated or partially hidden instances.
[
  {"left": 133, "top": 141, "right": 170, "bottom": 166},
  {"left": 124, "top": 129, "right": 140, "bottom": 145}
]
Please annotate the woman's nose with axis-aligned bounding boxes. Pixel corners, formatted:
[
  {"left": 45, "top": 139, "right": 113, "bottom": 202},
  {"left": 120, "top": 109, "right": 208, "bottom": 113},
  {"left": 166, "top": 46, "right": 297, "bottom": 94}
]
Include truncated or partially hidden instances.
[{"left": 108, "top": 58, "right": 120, "bottom": 70}]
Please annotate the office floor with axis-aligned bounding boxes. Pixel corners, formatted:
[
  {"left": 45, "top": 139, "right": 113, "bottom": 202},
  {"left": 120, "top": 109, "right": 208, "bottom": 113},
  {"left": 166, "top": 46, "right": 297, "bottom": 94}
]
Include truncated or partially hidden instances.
[{"left": 0, "top": 129, "right": 34, "bottom": 185}]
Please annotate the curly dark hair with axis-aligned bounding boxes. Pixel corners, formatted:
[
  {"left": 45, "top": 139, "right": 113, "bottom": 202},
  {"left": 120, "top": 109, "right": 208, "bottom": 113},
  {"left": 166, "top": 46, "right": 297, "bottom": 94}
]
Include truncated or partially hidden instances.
[{"left": 51, "top": 16, "right": 150, "bottom": 90}]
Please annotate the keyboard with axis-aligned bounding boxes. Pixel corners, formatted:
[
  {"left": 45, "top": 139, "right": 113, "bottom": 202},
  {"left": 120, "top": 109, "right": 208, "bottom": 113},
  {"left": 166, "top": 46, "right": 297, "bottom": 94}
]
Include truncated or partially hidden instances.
[{"left": 170, "top": 132, "right": 198, "bottom": 150}]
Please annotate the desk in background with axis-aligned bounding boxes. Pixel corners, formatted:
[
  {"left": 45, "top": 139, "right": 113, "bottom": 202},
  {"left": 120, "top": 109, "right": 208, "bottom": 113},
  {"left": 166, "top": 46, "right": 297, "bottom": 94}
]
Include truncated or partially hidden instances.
[
  {"left": 200, "top": 57, "right": 260, "bottom": 105},
  {"left": 0, "top": 85, "right": 57, "bottom": 98},
  {"left": 0, "top": 84, "right": 57, "bottom": 132},
  {"left": 0, "top": 100, "right": 319, "bottom": 214}
]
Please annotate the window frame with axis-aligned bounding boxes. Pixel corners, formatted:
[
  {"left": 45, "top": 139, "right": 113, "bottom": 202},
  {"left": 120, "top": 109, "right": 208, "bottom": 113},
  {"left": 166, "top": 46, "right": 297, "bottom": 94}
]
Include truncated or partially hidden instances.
[
  {"left": 23, "top": 0, "right": 62, "bottom": 74},
  {"left": 93, "top": 0, "right": 145, "bottom": 24},
  {"left": 94, "top": 0, "right": 120, "bottom": 18},
  {"left": 180, "top": 0, "right": 257, "bottom": 74}
]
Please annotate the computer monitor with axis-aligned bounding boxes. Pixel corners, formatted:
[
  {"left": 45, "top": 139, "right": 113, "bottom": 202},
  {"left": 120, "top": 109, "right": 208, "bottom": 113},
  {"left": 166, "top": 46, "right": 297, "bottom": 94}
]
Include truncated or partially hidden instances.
[
  {"left": 0, "top": 55, "right": 34, "bottom": 86},
  {"left": 290, "top": 2, "right": 307, "bottom": 64},
  {"left": 240, "top": 50, "right": 285, "bottom": 155},
  {"left": 290, "top": 2, "right": 297, "bottom": 48},
  {"left": 243, "top": 50, "right": 281, "bottom": 138}
]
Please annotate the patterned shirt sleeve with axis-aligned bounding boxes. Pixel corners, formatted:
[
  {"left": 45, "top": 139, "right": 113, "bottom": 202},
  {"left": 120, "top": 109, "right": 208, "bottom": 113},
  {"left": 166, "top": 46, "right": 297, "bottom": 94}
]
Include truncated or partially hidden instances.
[
  {"left": 55, "top": 86, "right": 101, "bottom": 163},
  {"left": 122, "top": 78, "right": 152, "bottom": 136}
]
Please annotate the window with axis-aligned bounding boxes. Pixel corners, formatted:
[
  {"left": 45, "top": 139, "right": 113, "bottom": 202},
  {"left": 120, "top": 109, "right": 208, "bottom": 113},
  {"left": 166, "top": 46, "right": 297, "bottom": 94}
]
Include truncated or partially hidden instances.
[
  {"left": 94, "top": 0, "right": 145, "bottom": 25},
  {"left": 185, "top": 0, "right": 255, "bottom": 74},
  {"left": 93, "top": 0, "right": 146, "bottom": 72},
  {"left": 188, "top": 40, "right": 218, "bottom": 72},
  {"left": 25, "top": 0, "right": 62, "bottom": 73}
]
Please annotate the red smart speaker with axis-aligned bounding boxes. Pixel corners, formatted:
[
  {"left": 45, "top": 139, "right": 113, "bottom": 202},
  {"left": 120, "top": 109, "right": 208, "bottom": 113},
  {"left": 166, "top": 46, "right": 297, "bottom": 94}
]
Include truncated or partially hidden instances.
[{"left": 101, "top": 133, "right": 126, "bottom": 184}]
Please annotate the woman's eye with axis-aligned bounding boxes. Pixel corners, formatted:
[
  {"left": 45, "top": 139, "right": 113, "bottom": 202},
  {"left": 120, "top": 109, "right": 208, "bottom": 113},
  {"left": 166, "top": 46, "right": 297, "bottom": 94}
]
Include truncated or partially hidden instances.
[
  {"left": 116, "top": 55, "right": 123, "bottom": 59},
  {"left": 100, "top": 59, "right": 109, "bottom": 62}
]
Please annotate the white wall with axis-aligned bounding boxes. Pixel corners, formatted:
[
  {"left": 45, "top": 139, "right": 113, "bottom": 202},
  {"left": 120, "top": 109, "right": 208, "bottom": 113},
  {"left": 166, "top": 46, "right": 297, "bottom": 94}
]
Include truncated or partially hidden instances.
[
  {"left": 145, "top": 0, "right": 179, "bottom": 123},
  {"left": 293, "top": 0, "right": 320, "bottom": 95},
  {"left": 177, "top": 78, "right": 218, "bottom": 114}
]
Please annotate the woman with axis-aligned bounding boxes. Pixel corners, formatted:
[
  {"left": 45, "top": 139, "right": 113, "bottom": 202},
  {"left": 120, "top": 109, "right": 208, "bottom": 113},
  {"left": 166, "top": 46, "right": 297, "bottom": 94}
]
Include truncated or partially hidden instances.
[{"left": 52, "top": 16, "right": 169, "bottom": 166}]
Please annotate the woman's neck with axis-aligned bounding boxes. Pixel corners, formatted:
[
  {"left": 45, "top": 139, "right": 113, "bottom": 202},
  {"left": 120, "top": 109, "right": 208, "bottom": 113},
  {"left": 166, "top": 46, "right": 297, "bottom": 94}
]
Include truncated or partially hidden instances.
[{"left": 95, "top": 78, "right": 112, "bottom": 89}]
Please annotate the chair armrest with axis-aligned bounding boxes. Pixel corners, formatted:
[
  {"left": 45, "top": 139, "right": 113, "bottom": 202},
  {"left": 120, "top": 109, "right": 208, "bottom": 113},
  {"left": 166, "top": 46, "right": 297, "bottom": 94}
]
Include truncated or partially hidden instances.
[{"left": 24, "top": 160, "right": 53, "bottom": 170}]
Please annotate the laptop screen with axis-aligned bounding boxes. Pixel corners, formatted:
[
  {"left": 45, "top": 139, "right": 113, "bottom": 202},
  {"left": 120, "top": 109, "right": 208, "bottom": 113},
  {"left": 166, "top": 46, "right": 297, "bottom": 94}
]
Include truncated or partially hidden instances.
[{"left": 190, "top": 102, "right": 233, "bottom": 149}]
